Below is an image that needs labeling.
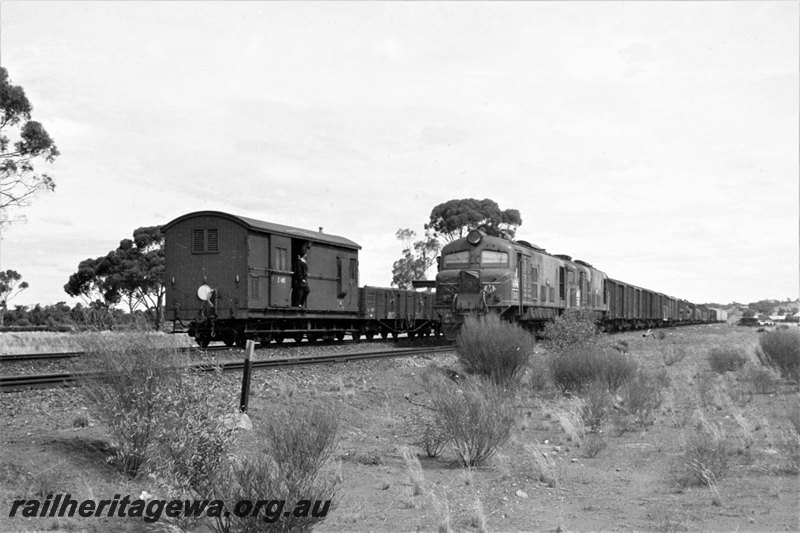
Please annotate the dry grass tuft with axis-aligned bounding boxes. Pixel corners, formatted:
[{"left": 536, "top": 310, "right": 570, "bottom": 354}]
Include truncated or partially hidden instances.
[{"left": 675, "top": 410, "right": 730, "bottom": 488}]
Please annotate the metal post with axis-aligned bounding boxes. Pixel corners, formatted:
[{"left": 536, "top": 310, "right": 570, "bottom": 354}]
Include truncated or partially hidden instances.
[{"left": 239, "top": 339, "right": 255, "bottom": 413}]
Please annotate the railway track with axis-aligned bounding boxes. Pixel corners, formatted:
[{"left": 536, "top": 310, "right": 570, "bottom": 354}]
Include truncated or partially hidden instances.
[
  {"left": 0, "top": 336, "right": 437, "bottom": 363},
  {"left": 0, "top": 345, "right": 230, "bottom": 363},
  {"left": 1, "top": 345, "right": 453, "bottom": 391}
]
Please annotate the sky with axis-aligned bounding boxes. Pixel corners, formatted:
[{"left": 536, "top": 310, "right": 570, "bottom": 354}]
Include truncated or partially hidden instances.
[{"left": 0, "top": 1, "right": 797, "bottom": 309}]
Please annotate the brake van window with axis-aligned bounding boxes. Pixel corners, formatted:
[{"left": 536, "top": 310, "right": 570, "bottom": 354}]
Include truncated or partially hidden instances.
[
  {"left": 481, "top": 251, "right": 508, "bottom": 267},
  {"left": 443, "top": 251, "right": 470, "bottom": 268}
]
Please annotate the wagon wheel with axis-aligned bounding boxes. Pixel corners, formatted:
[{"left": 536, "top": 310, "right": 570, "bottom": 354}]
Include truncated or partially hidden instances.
[
  {"left": 380, "top": 330, "right": 389, "bottom": 339},
  {"left": 273, "top": 334, "right": 284, "bottom": 344},
  {"left": 351, "top": 331, "right": 361, "bottom": 341},
  {"left": 336, "top": 331, "right": 346, "bottom": 342},
  {"left": 196, "top": 336, "right": 210, "bottom": 349},
  {"left": 407, "top": 330, "right": 416, "bottom": 339},
  {"left": 235, "top": 332, "right": 247, "bottom": 349},
  {"left": 366, "top": 332, "right": 375, "bottom": 341},
  {"left": 293, "top": 333, "right": 304, "bottom": 343},
  {"left": 223, "top": 335, "right": 235, "bottom": 347}
]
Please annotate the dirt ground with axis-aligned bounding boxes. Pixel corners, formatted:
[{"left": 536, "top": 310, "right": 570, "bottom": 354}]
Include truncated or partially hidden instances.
[{"left": 1, "top": 324, "right": 798, "bottom": 532}]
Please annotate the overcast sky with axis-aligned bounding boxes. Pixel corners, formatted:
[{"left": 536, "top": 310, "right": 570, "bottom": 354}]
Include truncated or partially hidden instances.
[{"left": 1, "top": 1, "right": 797, "bottom": 308}]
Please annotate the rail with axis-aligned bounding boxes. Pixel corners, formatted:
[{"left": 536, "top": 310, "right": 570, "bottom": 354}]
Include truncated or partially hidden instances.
[{"left": 1, "top": 345, "right": 453, "bottom": 392}]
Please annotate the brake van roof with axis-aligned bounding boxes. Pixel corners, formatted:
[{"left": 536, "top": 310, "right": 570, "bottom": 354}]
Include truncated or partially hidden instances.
[{"left": 163, "top": 211, "right": 361, "bottom": 250}]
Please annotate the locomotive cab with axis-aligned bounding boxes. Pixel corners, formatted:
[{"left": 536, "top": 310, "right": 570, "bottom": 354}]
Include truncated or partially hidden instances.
[{"left": 434, "top": 230, "right": 520, "bottom": 338}]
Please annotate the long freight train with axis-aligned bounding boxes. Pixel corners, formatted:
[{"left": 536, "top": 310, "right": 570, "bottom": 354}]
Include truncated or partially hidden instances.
[
  {"left": 434, "top": 229, "right": 716, "bottom": 339},
  {"left": 164, "top": 211, "right": 716, "bottom": 347}
]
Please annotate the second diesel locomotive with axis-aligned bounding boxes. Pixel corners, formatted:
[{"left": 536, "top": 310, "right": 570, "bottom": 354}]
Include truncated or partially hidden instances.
[{"left": 434, "top": 229, "right": 714, "bottom": 339}]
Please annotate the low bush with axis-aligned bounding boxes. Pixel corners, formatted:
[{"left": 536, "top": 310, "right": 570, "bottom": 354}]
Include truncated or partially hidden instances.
[
  {"left": 210, "top": 404, "right": 340, "bottom": 533},
  {"left": 455, "top": 314, "right": 535, "bottom": 387},
  {"left": 551, "top": 344, "right": 637, "bottom": 393},
  {"left": 542, "top": 307, "right": 600, "bottom": 351},
  {"left": 416, "top": 418, "right": 449, "bottom": 459},
  {"left": 428, "top": 376, "right": 517, "bottom": 467},
  {"left": 156, "top": 368, "right": 238, "bottom": 495},
  {"left": 744, "top": 364, "right": 780, "bottom": 394},
  {"left": 582, "top": 434, "right": 608, "bottom": 458},
  {"left": 621, "top": 369, "right": 666, "bottom": 430},
  {"left": 580, "top": 380, "right": 613, "bottom": 433},
  {"left": 758, "top": 328, "right": 800, "bottom": 382},
  {"left": 77, "top": 332, "right": 188, "bottom": 477},
  {"left": 708, "top": 346, "right": 748, "bottom": 374}
]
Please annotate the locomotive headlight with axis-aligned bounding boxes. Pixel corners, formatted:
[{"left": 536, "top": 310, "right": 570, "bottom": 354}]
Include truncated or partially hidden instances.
[{"left": 467, "top": 230, "right": 484, "bottom": 245}]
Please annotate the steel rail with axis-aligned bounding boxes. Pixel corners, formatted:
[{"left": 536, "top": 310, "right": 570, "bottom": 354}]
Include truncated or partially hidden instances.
[
  {"left": 1, "top": 345, "right": 453, "bottom": 392},
  {"left": 0, "top": 336, "right": 444, "bottom": 363},
  {"left": 0, "top": 345, "right": 228, "bottom": 363}
]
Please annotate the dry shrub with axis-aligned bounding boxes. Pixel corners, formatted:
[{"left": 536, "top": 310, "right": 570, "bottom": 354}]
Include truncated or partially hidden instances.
[
  {"left": 78, "top": 332, "right": 237, "bottom": 487},
  {"left": 551, "top": 343, "right": 637, "bottom": 393},
  {"left": 621, "top": 368, "right": 667, "bottom": 430},
  {"left": 455, "top": 314, "right": 535, "bottom": 387},
  {"left": 427, "top": 375, "right": 516, "bottom": 467},
  {"left": 708, "top": 346, "right": 748, "bottom": 374},
  {"left": 542, "top": 307, "right": 600, "bottom": 351},
  {"left": 210, "top": 403, "right": 340, "bottom": 533},
  {"left": 675, "top": 411, "right": 730, "bottom": 488},
  {"left": 580, "top": 380, "right": 613, "bottom": 433},
  {"left": 743, "top": 364, "right": 780, "bottom": 394},
  {"left": 775, "top": 427, "right": 800, "bottom": 475},
  {"left": 583, "top": 434, "right": 608, "bottom": 458},
  {"left": 156, "top": 368, "right": 238, "bottom": 495},
  {"left": 758, "top": 328, "right": 800, "bottom": 382},
  {"left": 775, "top": 399, "right": 800, "bottom": 475},
  {"left": 416, "top": 418, "right": 449, "bottom": 459},
  {"left": 77, "top": 332, "right": 188, "bottom": 477}
]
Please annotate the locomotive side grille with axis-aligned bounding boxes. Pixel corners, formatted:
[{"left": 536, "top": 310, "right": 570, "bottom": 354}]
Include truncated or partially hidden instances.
[{"left": 459, "top": 270, "right": 481, "bottom": 294}]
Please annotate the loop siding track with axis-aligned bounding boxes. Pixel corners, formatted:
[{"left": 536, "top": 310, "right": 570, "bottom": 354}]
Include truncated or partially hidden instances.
[{"left": 1, "top": 345, "right": 453, "bottom": 392}]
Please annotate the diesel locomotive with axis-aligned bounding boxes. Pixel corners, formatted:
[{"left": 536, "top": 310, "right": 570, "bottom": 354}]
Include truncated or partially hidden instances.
[
  {"left": 434, "top": 229, "right": 715, "bottom": 339},
  {"left": 164, "top": 211, "right": 438, "bottom": 347}
]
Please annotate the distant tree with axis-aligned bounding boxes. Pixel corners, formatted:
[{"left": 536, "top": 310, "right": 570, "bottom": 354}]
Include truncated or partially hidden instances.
[
  {"left": 65, "top": 226, "right": 165, "bottom": 329},
  {"left": 425, "top": 198, "right": 522, "bottom": 242},
  {"left": 0, "top": 67, "right": 60, "bottom": 222},
  {"left": 391, "top": 228, "right": 440, "bottom": 289},
  {"left": 742, "top": 309, "right": 756, "bottom": 318},
  {"left": 0, "top": 269, "right": 29, "bottom": 326},
  {"left": 748, "top": 299, "right": 779, "bottom": 316}
]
